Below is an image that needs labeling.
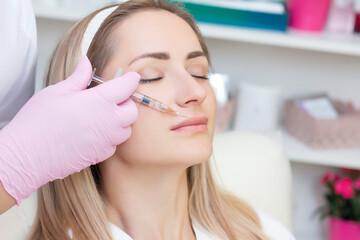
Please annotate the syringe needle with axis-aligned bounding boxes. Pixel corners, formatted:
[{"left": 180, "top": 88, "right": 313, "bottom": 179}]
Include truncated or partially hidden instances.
[
  {"left": 89, "top": 69, "right": 187, "bottom": 117},
  {"left": 165, "top": 108, "right": 187, "bottom": 118}
]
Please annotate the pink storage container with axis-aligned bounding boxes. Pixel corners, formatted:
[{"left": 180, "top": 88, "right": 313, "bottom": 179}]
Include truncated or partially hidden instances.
[
  {"left": 283, "top": 98, "right": 360, "bottom": 149},
  {"left": 288, "top": 0, "right": 332, "bottom": 31},
  {"left": 330, "top": 217, "right": 360, "bottom": 240}
]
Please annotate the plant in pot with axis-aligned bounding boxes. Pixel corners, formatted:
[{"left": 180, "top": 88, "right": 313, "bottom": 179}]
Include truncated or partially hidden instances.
[{"left": 318, "top": 169, "right": 360, "bottom": 240}]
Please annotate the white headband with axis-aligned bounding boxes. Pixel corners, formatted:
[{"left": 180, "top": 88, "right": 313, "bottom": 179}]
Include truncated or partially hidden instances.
[{"left": 81, "top": 6, "right": 118, "bottom": 57}]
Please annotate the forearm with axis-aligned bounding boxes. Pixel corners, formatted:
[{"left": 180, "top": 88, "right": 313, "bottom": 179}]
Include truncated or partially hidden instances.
[{"left": 0, "top": 180, "right": 16, "bottom": 215}]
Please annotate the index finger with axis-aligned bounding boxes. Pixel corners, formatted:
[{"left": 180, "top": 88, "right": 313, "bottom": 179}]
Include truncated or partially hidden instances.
[{"left": 92, "top": 72, "right": 140, "bottom": 104}]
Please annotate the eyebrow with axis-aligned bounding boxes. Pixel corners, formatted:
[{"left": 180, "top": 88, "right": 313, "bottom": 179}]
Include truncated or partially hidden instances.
[{"left": 128, "top": 51, "right": 206, "bottom": 66}]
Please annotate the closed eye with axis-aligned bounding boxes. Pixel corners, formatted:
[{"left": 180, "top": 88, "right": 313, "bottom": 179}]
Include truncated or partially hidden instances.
[
  {"left": 139, "top": 77, "right": 162, "bottom": 84},
  {"left": 139, "top": 75, "right": 209, "bottom": 84},
  {"left": 192, "top": 75, "right": 209, "bottom": 80}
]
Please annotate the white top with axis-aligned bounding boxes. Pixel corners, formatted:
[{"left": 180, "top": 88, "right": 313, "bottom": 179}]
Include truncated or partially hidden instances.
[
  {"left": 0, "top": 0, "right": 37, "bottom": 129},
  {"left": 107, "top": 222, "right": 221, "bottom": 240},
  {"left": 71, "top": 211, "right": 295, "bottom": 240}
]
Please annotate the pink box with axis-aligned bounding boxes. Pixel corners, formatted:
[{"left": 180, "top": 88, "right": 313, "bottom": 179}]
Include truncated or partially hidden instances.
[
  {"left": 329, "top": 217, "right": 360, "bottom": 240},
  {"left": 283, "top": 99, "right": 360, "bottom": 149},
  {"left": 288, "top": 0, "right": 331, "bottom": 32}
]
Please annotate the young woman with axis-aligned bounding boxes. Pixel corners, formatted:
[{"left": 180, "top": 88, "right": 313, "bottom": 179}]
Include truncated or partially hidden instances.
[{"left": 28, "top": 1, "right": 295, "bottom": 239}]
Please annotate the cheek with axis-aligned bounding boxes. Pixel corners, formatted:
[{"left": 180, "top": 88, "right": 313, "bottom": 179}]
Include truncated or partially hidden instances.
[
  {"left": 205, "top": 86, "right": 217, "bottom": 137},
  {"left": 114, "top": 79, "right": 174, "bottom": 163},
  {"left": 114, "top": 105, "right": 171, "bottom": 163}
]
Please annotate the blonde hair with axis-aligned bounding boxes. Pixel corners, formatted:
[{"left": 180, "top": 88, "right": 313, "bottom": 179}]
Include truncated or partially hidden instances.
[{"left": 28, "top": 1, "right": 269, "bottom": 239}]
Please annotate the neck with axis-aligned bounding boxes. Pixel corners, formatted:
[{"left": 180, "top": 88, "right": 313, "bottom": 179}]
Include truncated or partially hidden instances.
[{"left": 99, "top": 157, "right": 196, "bottom": 240}]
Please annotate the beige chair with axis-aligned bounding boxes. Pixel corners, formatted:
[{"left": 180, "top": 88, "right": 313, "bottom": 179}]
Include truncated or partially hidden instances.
[
  {"left": 0, "top": 191, "right": 37, "bottom": 239},
  {"left": 211, "top": 130, "right": 293, "bottom": 231},
  {"left": 0, "top": 130, "right": 293, "bottom": 239}
]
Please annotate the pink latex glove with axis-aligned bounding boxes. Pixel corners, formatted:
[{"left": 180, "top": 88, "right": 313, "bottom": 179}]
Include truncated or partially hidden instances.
[{"left": 0, "top": 56, "right": 140, "bottom": 205}]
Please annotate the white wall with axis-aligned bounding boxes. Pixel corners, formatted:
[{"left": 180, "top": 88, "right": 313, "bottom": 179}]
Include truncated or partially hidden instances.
[
  {"left": 35, "top": 18, "right": 73, "bottom": 91},
  {"left": 204, "top": 38, "right": 360, "bottom": 107}
]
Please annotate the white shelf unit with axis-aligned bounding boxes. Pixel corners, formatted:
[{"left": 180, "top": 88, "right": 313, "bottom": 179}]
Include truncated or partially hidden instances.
[
  {"left": 32, "top": 0, "right": 108, "bottom": 21},
  {"left": 283, "top": 130, "right": 360, "bottom": 170},
  {"left": 33, "top": 0, "right": 360, "bottom": 57},
  {"left": 199, "top": 23, "right": 360, "bottom": 57}
]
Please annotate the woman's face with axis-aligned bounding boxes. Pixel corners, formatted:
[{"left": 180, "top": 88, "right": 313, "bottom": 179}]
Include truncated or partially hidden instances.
[{"left": 102, "top": 9, "right": 216, "bottom": 167}]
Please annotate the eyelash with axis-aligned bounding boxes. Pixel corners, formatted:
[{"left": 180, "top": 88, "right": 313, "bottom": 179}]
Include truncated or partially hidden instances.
[{"left": 139, "top": 75, "right": 209, "bottom": 84}]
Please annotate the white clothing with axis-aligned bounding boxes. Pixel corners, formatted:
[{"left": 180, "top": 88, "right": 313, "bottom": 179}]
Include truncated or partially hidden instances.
[
  {"left": 257, "top": 211, "right": 295, "bottom": 240},
  {"left": 108, "top": 222, "right": 222, "bottom": 240},
  {"left": 71, "top": 211, "right": 295, "bottom": 240},
  {"left": 68, "top": 222, "right": 219, "bottom": 240},
  {"left": 0, "top": 0, "right": 37, "bottom": 129},
  {"left": 107, "top": 212, "right": 295, "bottom": 240}
]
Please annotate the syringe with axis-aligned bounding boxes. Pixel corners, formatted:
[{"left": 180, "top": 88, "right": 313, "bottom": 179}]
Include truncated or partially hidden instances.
[{"left": 89, "top": 69, "right": 185, "bottom": 117}]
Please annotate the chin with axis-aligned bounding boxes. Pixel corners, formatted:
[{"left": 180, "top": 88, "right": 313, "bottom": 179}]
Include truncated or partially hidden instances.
[{"left": 178, "top": 145, "right": 213, "bottom": 167}]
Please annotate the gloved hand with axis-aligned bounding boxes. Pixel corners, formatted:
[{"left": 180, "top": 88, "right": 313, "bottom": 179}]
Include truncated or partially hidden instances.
[{"left": 0, "top": 56, "right": 140, "bottom": 205}]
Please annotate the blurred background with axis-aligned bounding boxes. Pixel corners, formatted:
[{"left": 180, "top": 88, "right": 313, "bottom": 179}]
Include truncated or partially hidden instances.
[{"left": 32, "top": 0, "right": 360, "bottom": 239}]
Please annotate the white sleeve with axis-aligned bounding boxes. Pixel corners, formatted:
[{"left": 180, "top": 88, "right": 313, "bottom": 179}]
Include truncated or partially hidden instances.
[
  {"left": 0, "top": 0, "right": 37, "bottom": 129},
  {"left": 258, "top": 211, "right": 296, "bottom": 240}
]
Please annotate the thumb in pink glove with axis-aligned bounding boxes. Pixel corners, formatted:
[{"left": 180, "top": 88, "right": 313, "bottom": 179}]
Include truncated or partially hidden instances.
[{"left": 0, "top": 56, "right": 140, "bottom": 205}]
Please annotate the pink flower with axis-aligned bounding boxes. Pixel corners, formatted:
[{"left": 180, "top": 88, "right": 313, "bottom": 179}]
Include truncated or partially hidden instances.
[
  {"left": 321, "top": 172, "right": 340, "bottom": 184},
  {"left": 334, "top": 177, "right": 355, "bottom": 199},
  {"left": 355, "top": 177, "right": 360, "bottom": 190}
]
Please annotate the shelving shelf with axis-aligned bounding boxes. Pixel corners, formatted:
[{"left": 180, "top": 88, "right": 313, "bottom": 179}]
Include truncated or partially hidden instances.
[
  {"left": 199, "top": 23, "right": 360, "bottom": 57},
  {"left": 33, "top": 0, "right": 360, "bottom": 57},
  {"left": 283, "top": 130, "right": 360, "bottom": 169},
  {"left": 32, "top": 0, "right": 108, "bottom": 21}
]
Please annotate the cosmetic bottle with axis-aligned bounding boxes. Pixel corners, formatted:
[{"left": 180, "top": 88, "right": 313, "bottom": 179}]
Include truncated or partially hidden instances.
[{"left": 326, "top": 0, "right": 355, "bottom": 34}]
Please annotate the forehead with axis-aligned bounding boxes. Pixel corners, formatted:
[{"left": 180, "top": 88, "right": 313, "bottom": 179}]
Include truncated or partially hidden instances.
[{"left": 114, "top": 9, "right": 202, "bottom": 57}]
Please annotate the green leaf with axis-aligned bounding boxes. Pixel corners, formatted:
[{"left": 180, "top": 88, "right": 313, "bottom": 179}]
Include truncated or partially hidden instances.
[{"left": 351, "top": 198, "right": 360, "bottom": 221}]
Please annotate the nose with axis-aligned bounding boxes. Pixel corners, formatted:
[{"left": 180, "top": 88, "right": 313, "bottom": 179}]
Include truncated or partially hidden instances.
[{"left": 174, "top": 72, "right": 207, "bottom": 108}]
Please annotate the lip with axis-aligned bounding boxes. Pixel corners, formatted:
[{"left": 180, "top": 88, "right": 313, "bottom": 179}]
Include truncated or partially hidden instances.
[{"left": 171, "top": 116, "right": 208, "bottom": 133}]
